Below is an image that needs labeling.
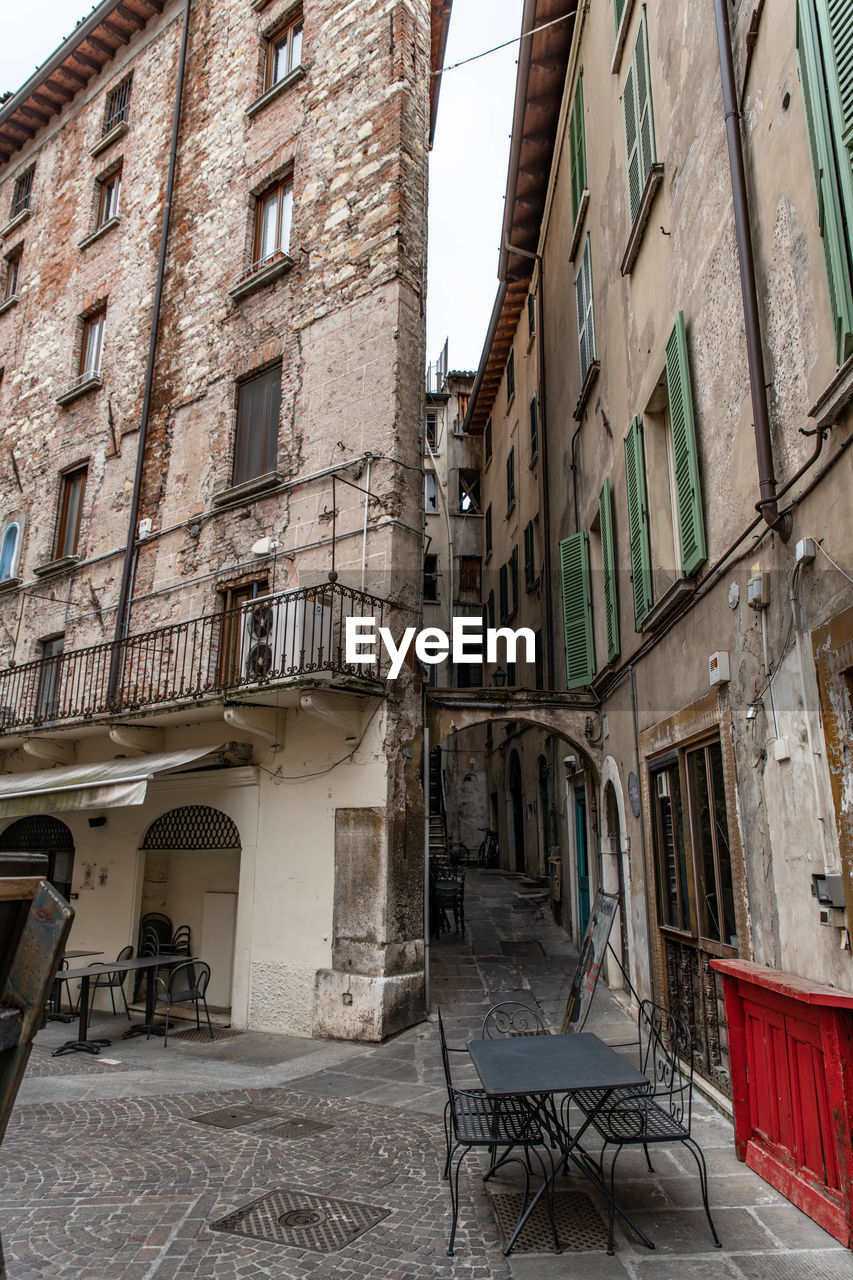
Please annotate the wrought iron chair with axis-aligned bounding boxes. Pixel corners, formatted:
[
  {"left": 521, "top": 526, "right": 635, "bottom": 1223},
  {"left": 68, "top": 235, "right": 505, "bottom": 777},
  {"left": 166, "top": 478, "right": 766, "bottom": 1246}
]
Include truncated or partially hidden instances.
[
  {"left": 481, "top": 1001, "right": 548, "bottom": 1039},
  {"left": 573, "top": 1000, "right": 721, "bottom": 1254},
  {"left": 170, "top": 924, "right": 192, "bottom": 955},
  {"left": 150, "top": 960, "right": 213, "bottom": 1047},
  {"left": 437, "top": 1008, "right": 558, "bottom": 1256},
  {"left": 139, "top": 912, "right": 172, "bottom": 947},
  {"left": 435, "top": 875, "right": 464, "bottom": 934},
  {"left": 87, "top": 945, "right": 133, "bottom": 1026}
]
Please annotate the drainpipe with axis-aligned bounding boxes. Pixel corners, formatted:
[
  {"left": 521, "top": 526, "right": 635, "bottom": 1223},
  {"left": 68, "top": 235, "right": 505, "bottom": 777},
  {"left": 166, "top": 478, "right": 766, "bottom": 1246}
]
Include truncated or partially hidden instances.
[
  {"left": 714, "top": 0, "right": 791, "bottom": 541},
  {"left": 108, "top": 0, "right": 193, "bottom": 704}
]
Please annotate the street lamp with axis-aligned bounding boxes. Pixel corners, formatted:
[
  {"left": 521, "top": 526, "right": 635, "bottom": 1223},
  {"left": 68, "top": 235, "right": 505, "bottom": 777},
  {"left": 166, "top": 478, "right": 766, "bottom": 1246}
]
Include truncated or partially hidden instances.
[{"left": 492, "top": 665, "right": 507, "bottom": 688}]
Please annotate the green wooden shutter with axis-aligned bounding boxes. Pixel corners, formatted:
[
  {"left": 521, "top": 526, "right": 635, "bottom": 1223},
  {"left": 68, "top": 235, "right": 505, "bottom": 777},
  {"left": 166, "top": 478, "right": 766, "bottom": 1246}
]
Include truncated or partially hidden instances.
[
  {"left": 799, "top": 0, "right": 853, "bottom": 363},
  {"left": 624, "top": 416, "right": 653, "bottom": 627},
  {"left": 665, "top": 312, "right": 707, "bottom": 577},
  {"left": 570, "top": 73, "right": 587, "bottom": 225},
  {"left": 623, "top": 12, "right": 656, "bottom": 224},
  {"left": 559, "top": 532, "right": 595, "bottom": 688},
  {"left": 599, "top": 478, "right": 620, "bottom": 663},
  {"left": 575, "top": 236, "right": 595, "bottom": 382},
  {"left": 615, "top": 0, "right": 626, "bottom": 30}
]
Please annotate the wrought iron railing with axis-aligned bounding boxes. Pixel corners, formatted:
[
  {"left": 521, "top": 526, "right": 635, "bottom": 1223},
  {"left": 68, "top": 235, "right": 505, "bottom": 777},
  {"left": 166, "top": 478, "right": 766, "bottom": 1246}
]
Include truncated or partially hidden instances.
[{"left": 0, "top": 582, "right": 388, "bottom": 734}]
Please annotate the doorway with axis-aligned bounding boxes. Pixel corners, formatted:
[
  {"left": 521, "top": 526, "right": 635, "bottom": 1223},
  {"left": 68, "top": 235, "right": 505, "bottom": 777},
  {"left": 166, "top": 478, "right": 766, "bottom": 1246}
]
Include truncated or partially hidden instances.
[
  {"left": 0, "top": 814, "right": 75, "bottom": 899},
  {"left": 508, "top": 752, "right": 525, "bottom": 873},
  {"left": 574, "top": 787, "right": 590, "bottom": 934}
]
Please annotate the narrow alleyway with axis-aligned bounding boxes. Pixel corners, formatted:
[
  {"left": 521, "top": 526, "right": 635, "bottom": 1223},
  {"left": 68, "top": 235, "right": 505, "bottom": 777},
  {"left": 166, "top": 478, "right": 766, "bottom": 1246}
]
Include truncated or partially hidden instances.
[{"left": 0, "top": 871, "right": 847, "bottom": 1279}]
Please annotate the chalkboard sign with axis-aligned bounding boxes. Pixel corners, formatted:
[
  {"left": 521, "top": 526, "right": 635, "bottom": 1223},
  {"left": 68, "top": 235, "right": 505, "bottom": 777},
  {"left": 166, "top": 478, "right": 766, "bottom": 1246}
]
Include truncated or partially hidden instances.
[{"left": 561, "top": 890, "right": 619, "bottom": 1033}]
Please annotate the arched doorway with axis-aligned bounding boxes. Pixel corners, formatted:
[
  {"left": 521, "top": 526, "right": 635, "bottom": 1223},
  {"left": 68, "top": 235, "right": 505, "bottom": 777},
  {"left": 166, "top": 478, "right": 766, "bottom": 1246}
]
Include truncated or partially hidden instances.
[
  {"left": 0, "top": 815, "right": 75, "bottom": 900},
  {"left": 508, "top": 752, "right": 525, "bottom": 873},
  {"left": 603, "top": 779, "right": 630, "bottom": 986},
  {"left": 140, "top": 805, "right": 241, "bottom": 1011}
]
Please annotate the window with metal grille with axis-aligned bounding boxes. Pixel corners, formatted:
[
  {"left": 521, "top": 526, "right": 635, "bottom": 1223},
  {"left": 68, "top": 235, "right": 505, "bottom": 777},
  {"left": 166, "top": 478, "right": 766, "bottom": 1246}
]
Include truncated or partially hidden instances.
[
  {"left": 11, "top": 168, "right": 33, "bottom": 219},
  {"left": 234, "top": 364, "right": 281, "bottom": 486},
  {"left": 142, "top": 805, "right": 241, "bottom": 850},
  {"left": 103, "top": 75, "right": 132, "bottom": 136}
]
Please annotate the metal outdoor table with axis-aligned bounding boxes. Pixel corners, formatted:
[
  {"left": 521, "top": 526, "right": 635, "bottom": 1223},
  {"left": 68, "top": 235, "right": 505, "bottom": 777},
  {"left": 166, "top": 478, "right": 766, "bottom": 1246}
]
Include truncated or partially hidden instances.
[
  {"left": 51, "top": 953, "right": 192, "bottom": 1056},
  {"left": 467, "top": 1032, "right": 656, "bottom": 1256},
  {"left": 49, "top": 950, "right": 103, "bottom": 1023}
]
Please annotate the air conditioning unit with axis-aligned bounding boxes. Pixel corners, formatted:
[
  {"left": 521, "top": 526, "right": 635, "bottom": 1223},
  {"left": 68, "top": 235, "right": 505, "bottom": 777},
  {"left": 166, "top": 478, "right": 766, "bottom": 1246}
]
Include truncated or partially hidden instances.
[{"left": 239, "top": 591, "right": 332, "bottom": 683}]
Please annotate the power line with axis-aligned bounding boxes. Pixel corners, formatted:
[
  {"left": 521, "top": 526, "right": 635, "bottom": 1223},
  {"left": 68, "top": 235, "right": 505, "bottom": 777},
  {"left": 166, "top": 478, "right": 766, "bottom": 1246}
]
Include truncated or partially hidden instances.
[{"left": 431, "top": 11, "right": 576, "bottom": 77}]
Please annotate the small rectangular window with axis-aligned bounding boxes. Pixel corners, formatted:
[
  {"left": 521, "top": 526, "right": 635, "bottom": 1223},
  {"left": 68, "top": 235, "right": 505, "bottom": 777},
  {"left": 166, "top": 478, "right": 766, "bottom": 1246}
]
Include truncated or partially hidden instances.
[
  {"left": 485, "top": 503, "right": 493, "bottom": 556},
  {"left": 80, "top": 310, "right": 106, "bottom": 379},
  {"left": 36, "top": 635, "right": 65, "bottom": 721},
  {"left": 4, "top": 247, "right": 22, "bottom": 301},
  {"left": 267, "top": 17, "right": 303, "bottom": 89},
  {"left": 487, "top": 588, "right": 495, "bottom": 629},
  {"left": 499, "top": 563, "right": 509, "bottom": 622},
  {"left": 425, "top": 471, "right": 438, "bottom": 513},
  {"left": 234, "top": 364, "right": 281, "bottom": 486},
  {"left": 506, "top": 447, "right": 515, "bottom": 511},
  {"left": 55, "top": 466, "right": 87, "bottom": 559},
  {"left": 103, "top": 75, "right": 132, "bottom": 136},
  {"left": 510, "top": 545, "right": 519, "bottom": 615},
  {"left": 458, "top": 555, "right": 481, "bottom": 603},
  {"left": 485, "top": 417, "right": 492, "bottom": 463},
  {"left": 528, "top": 292, "right": 536, "bottom": 338},
  {"left": 524, "top": 520, "right": 535, "bottom": 591},
  {"left": 97, "top": 167, "right": 122, "bottom": 226},
  {"left": 425, "top": 409, "right": 438, "bottom": 449},
  {"left": 458, "top": 469, "right": 481, "bottom": 514},
  {"left": 11, "top": 167, "right": 34, "bottom": 219},
  {"left": 576, "top": 236, "right": 596, "bottom": 383},
  {"left": 254, "top": 176, "right": 294, "bottom": 269},
  {"left": 506, "top": 349, "right": 515, "bottom": 401},
  {"left": 423, "top": 553, "right": 439, "bottom": 603}
]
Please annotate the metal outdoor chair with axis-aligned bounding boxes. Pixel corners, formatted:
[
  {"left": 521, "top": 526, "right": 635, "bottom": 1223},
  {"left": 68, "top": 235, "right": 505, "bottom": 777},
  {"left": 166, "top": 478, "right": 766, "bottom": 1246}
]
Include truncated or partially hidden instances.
[
  {"left": 435, "top": 875, "right": 464, "bottom": 934},
  {"left": 150, "top": 960, "right": 213, "bottom": 1047},
  {"left": 140, "top": 913, "right": 172, "bottom": 947},
  {"left": 170, "top": 925, "right": 191, "bottom": 955},
  {"left": 437, "top": 1007, "right": 558, "bottom": 1256},
  {"left": 87, "top": 945, "right": 133, "bottom": 1027},
  {"left": 482, "top": 1001, "right": 548, "bottom": 1039},
  {"left": 573, "top": 1000, "right": 721, "bottom": 1254}
]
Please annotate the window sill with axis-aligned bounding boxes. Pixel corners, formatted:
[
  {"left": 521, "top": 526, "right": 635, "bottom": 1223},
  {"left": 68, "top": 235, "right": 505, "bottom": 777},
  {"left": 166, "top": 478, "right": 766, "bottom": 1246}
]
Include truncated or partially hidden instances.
[
  {"left": 807, "top": 349, "right": 853, "bottom": 428},
  {"left": 56, "top": 374, "right": 103, "bottom": 407},
  {"left": 638, "top": 576, "right": 695, "bottom": 634},
  {"left": 0, "top": 577, "right": 22, "bottom": 594},
  {"left": 212, "top": 471, "right": 283, "bottom": 507},
  {"left": 611, "top": 0, "right": 637, "bottom": 75},
  {"left": 0, "top": 295, "right": 19, "bottom": 317},
  {"left": 246, "top": 65, "right": 306, "bottom": 117},
  {"left": 33, "top": 555, "right": 80, "bottom": 579},
  {"left": 569, "top": 189, "right": 590, "bottom": 263},
  {"left": 229, "top": 251, "right": 295, "bottom": 301},
  {"left": 0, "top": 208, "right": 31, "bottom": 240},
  {"left": 573, "top": 359, "right": 600, "bottom": 421},
  {"left": 78, "top": 217, "right": 121, "bottom": 251},
  {"left": 620, "top": 163, "right": 664, "bottom": 276},
  {"left": 90, "top": 120, "right": 129, "bottom": 158}
]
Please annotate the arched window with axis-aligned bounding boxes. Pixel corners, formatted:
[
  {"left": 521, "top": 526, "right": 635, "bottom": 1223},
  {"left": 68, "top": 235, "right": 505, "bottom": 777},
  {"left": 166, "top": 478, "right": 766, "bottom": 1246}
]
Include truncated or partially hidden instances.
[{"left": 0, "top": 522, "right": 19, "bottom": 582}]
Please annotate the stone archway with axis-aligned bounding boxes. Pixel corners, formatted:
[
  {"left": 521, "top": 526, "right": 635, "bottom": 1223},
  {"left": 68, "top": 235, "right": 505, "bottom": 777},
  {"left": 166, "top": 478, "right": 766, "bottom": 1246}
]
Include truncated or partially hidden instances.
[
  {"left": 600, "top": 756, "right": 634, "bottom": 993},
  {"left": 0, "top": 814, "right": 75, "bottom": 900}
]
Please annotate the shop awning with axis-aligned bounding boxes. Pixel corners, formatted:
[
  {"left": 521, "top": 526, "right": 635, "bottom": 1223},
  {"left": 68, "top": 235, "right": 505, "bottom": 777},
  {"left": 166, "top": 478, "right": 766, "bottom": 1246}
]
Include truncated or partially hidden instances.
[{"left": 0, "top": 745, "right": 230, "bottom": 818}]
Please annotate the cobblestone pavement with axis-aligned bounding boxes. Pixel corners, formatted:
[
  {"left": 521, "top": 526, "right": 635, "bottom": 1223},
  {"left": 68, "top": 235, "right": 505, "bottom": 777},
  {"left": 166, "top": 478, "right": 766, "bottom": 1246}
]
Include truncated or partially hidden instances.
[{"left": 1, "top": 870, "right": 849, "bottom": 1279}]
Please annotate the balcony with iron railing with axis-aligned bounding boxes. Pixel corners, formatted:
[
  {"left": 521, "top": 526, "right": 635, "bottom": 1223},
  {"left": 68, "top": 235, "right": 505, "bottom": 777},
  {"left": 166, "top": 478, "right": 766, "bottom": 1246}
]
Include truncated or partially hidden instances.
[{"left": 0, "top": 581, "right": 390, "bottom": 737}]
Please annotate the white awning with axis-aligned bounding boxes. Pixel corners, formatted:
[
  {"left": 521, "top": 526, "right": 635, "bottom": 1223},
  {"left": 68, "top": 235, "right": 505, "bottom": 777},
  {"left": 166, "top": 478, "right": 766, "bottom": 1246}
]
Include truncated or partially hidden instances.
[{"left": 0, "top": 745, "right": 229, "bottom": 818}]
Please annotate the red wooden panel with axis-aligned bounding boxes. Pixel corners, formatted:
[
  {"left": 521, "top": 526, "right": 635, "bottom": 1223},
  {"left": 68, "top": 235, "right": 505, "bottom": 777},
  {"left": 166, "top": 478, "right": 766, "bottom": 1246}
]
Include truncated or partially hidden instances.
[
  {"left": 745, "top": 996, "right": 792, "bottom": 1151},
  {"left": 788, "top": 1019, "right": 840, "bottom": 1191}
]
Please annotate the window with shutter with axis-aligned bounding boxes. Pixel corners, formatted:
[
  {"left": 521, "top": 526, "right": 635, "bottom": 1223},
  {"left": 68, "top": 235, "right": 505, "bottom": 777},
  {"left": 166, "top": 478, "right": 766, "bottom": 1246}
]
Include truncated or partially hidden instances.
[
  {"left": 615, "top": 0, "right": 626, "bottom": 30},
  {"left": 575, "top": 236, "right": 596, "bottom": 383},
  {"left": 665, "top": 312, "right": 706, "bottom": 576},
  {"left": 625, "top": 416, "right": 653, "bottom": 626},
  {"left": 623, "top": 11, "right": 656, "bottom": 225},
  {"left": 506, "top": 447, "right": 515, "bottom": 511},
  {"left": 485, "top": 503, "right": 493, "bottom": 556},
  {"left": 485, "top": 417, "right": 493, "bottom": 463},
  {"left": 797, "top": 0, "right": 853, "bottom": 364},
  {"left": 524, "top": 520, "right": 535, "bottom": 591},
  {"left": 529, "top": 394, "right": 539, "bottom": 457},
  {"left": 570, "top": 72, "right": 587, "bottom": 227},
  {"left": 559, "top": 532, "right": 595, "bottom": 689},
  {"left": 599, "top": 478, "right": 620, "bottom": 662},
  {"left": 510, "top": 545, "right": 519, "bottom": 614},
  {"left": 499, "top": 563, "right": 509, "bottom": 622}
]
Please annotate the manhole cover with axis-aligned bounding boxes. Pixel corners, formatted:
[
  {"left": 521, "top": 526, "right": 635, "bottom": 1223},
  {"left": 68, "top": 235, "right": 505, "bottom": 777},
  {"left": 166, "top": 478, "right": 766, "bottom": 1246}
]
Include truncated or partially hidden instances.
[
  {"left": 500, "top": 940, "right": 544, "bottom": 957},
  {"left": 270, "top": 1117, "right": 333, "bottom": 1140},
  {"left": 190, "top": 1105, "right": 279, "bottom": 1129},
  {"left": 210, "top": 1189, "right": 390, "bottom": 1251},
  {"left": 169, "top": 1026, "right": 239, "bottom": 1043},
  {"left": 490, "top": 1190, "right": 608, "bottom": 1253}
]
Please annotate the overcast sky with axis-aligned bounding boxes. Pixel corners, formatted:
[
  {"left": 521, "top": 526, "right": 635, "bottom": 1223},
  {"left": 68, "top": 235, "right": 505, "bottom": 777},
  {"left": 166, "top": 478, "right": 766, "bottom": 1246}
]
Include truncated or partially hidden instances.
[{"left": 1, "top": 0, "right": 521, "bottom": 378}]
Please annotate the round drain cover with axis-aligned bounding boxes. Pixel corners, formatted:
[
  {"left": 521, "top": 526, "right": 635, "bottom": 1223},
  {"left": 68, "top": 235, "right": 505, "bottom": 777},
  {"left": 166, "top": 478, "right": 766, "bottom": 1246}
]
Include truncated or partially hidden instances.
[{"left": 279, "top": 1208, "right": 328, "bottom": 1229}]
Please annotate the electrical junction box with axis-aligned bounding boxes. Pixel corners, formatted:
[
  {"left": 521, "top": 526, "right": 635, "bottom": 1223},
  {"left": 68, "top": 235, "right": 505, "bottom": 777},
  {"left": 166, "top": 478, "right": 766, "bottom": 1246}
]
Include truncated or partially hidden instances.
[
  {"left": 747, "top": 568, "right": 770, "bottom": 610},
  {"left": 819, "top": 906, "right": 847, "bottom": 928},
  {"left": 709, "top": 651, "right": 730, "bottom": 685},
  {"left": 796, "top": 537, "right": 816, "bottom": 564}
]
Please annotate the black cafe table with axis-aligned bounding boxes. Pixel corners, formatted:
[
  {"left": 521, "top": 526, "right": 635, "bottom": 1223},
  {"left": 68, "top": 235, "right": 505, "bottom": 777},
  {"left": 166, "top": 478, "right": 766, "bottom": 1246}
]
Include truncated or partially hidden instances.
[
  {"left": 467, "top": 1032, "right": 656, "bottom": 1256},
  {"left": 49, "top": 949, "right": 103, "bottom": 1023},
  {"left": 51, "top": 953, "right": 193, "bottom": 1056}
]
